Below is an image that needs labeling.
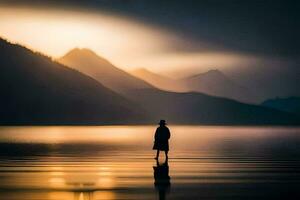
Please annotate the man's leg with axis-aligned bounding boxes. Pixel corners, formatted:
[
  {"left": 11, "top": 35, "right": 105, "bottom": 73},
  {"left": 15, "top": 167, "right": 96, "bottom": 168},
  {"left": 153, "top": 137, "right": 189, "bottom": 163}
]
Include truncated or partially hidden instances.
[{"left": 155, "top": 150, "right": 160, "bottom": 159}]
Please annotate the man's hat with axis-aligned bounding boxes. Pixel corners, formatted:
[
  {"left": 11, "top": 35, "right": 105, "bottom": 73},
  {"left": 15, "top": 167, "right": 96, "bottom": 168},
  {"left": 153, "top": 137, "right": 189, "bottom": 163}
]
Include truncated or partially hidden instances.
[{"left": 159, "top": 120, "right": 166, "bottom": 125}]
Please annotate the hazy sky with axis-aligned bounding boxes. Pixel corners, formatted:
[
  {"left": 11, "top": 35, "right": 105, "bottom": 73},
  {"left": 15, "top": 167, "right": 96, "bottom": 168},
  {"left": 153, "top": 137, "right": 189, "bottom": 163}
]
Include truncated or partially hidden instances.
[{"left": 0, "top": 0, "right": 298, "bottom": 77}]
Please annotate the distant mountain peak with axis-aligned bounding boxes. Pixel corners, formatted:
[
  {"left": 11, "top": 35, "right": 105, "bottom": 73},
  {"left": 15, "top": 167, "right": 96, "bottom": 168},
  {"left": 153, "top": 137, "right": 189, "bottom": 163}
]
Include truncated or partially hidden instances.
[
  {"left": 61, "top": 47, "right": 112, "bottom": 66},
  {"left": 186, "top": 69, "right": 225, "bottom": 80},
  {"left": 58, "top": 48, "right": 153, "bottom": 94},
  {"left": 62, "top": 48, "right": 103, "bottom": 60},
  {"left": 200, "top": 69, "right": 224, "bottom": 76},
  {"left": 180, "top": 68, "right": 261, "bottom": 103},
  {"left": 205, "top": 69, "right": 223, "bottom": 75}
]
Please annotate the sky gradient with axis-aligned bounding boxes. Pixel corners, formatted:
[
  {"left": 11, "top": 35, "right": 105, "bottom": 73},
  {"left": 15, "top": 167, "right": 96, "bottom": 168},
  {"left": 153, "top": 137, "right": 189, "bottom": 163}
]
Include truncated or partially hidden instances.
[{"left": 0, "top": 0, "right": 298, "bottom": 76}]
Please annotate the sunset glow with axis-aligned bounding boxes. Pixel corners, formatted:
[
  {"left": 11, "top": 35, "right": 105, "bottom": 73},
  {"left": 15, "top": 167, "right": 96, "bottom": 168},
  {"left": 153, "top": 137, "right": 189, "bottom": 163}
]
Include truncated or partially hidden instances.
[
  {"left": 0, "top": 7, "right": 175, "bottom": 68},
  {"left": 0, "top": 6, "right": 259, "bottom": 75}
]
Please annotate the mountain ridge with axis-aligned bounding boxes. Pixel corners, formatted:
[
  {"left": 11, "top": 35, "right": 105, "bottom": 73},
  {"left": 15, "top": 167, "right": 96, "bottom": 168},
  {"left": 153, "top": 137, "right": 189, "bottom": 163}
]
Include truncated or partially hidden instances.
[
  {"left": 131, "top": 68, "right": 188, "bottom": 92},
  {"left": 0, "top": 38, "right": 149, "bottom": 125},
  {"left": 181, "top": 69, "right": 259, "bottom": 103},
  {"left": 1, "top": 40, "right": 299, "bottom": 125},
  {"left": 58, "top": 49, "right": 154, "bottom": 95},
  {"left": 131, "top": 67, "right": 259, "bottom": 103},
  {"left": 125, "top": 88, "right": 300, "bottom": 125}
]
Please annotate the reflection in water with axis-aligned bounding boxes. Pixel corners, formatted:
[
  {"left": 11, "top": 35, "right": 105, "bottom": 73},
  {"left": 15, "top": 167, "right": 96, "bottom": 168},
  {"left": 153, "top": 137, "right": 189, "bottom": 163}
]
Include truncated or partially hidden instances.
[
  {"left": 153, "top": 159, "right": 171, "bottom": 200},
  {"left": 73, "top": 191, "right": 115, "bottom": 200},
  {"left": 74, "top": 192, "right": 93, "bottom": 200}
]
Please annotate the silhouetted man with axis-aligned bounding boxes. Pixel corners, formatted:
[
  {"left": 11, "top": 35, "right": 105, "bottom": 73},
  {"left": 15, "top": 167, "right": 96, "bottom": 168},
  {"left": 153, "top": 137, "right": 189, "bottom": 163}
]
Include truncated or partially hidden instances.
[{"left": 153, "top": 120, "right": 171, "bottom": 159}]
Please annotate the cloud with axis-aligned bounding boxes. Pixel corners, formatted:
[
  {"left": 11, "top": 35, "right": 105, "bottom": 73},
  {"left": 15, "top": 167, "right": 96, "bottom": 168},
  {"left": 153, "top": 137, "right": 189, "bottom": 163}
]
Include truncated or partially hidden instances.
[{"left": 0, "top": 2, "right": 298, "bottom": 77}]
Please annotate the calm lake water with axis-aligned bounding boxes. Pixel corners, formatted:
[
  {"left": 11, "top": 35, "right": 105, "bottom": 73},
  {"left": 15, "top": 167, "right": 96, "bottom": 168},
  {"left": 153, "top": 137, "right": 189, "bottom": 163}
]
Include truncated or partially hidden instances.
[{"left": 0, "top": 126, "right": 299, "bottom": 200}]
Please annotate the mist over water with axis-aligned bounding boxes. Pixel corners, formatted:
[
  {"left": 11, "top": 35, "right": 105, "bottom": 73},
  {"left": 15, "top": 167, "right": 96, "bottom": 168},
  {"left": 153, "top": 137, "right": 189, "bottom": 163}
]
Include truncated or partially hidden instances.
[{"left": 0, "top": 126, "right": 299, "bottom": 199}]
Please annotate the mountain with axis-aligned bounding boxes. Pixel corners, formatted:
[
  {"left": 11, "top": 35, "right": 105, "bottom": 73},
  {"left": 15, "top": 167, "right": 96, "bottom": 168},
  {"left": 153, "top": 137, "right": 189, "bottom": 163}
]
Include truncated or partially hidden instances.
[
  {"left": 125, "top": 89, "right": 300, "bottom": 125},
  {"left": 131, "top": 68, "right": 188, "bottom": 92},
  {"left": 181, "top": 70, "right": 259, "bottom": 103},
  {"left": 1, "top": 39, "right": 298, "bottom": 125},
  {"left": 131, "top": 68, "right": 259, "bottom": 103},
  {"left": 0, "top": 38, "right": 149, "bottom": 125},
  {"left": 58, "top": 50, "right": 299, "bottom": 125},
  {"left": 262, "top": 97, "right": 300, "bottom": 115},
  {"left": 58, "top": 49, "right": 154, "bottom": 94}
]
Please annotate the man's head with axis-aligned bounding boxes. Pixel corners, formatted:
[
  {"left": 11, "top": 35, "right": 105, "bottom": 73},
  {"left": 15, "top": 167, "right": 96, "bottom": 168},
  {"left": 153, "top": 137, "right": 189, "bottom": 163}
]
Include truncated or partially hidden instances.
[{"left": 159, "top": 120, "right": 166, "bottom": 126}]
